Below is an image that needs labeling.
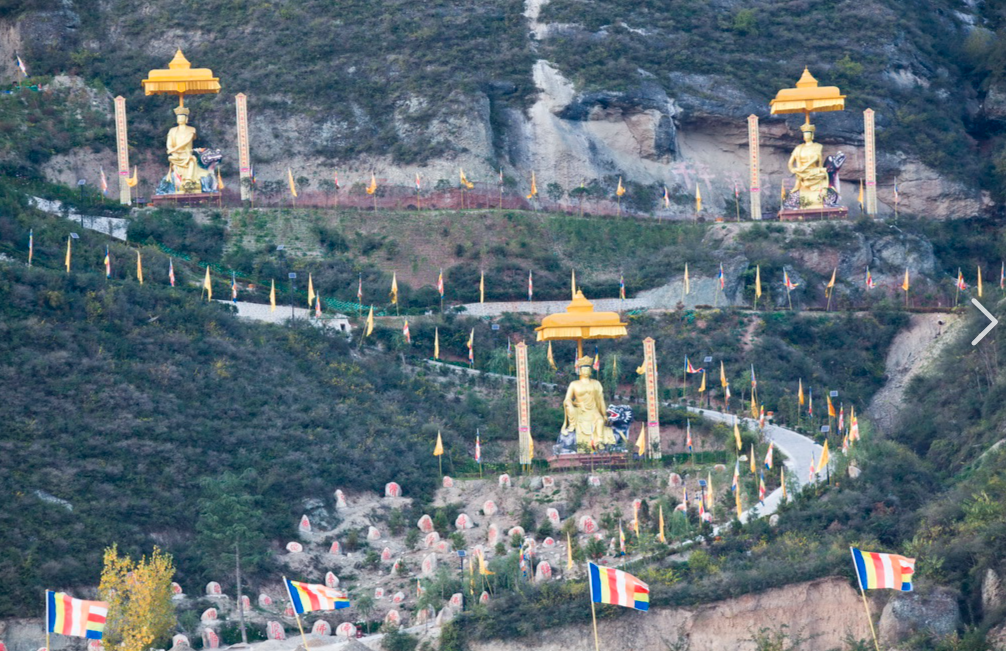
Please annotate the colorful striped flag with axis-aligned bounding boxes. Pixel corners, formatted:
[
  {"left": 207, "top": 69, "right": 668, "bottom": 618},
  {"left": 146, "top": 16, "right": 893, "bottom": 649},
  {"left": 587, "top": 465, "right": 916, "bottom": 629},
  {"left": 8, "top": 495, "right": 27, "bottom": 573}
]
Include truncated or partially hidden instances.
[
  {"left": 685, "top": 357, "right": 703, "bottom": 373},
  {"left": 587, "top": 562, "right": 649, "bottom": 611},
  {"left": 16, "top": 53, "right": 28, "bottom": 77},
  {"left": 284, "top": 578, "right": 349, "bottom": 614},
  {"left": 764, "top": 441, "right": 773, "bottom": 470},
  {"left": 866, "top": 267, "right": 875, "bottom": 290},
  {"left": 475, "top": 430, "right": 481, "bottom": 463},
  {"left": 169, "top": 258, "right": 176, "bottom": 287},
  {"left": 28, "top": 228, "right": 33, "bottom": 266},
  {"left": 850, "top": 548, "right": 915, "bottom": 591},
  {"left": 232, "top": 273, "right": 238, "bottom": 303},
  {"left": 528, "top": 270, "right": 533, "bottom": 301},
  {"left": 46, "top": 591, "right": 108, "bottom": 640},
  {"left": 104, "top": 246, "right": 111, "bottom": 278}
]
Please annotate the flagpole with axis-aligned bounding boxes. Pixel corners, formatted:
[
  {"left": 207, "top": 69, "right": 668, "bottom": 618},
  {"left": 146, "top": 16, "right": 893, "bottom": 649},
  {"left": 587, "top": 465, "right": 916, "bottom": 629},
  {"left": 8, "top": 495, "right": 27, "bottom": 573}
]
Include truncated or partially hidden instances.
[
  {"left": 826, "top": 286, "right": 832, "bottom": 312},
  {"left": 849, "top": 550, "right": 882, "bottom": 651},
  {"left": 45, "top": 591, "right": 50, "bottom": 651},
  {"left": 787, "top": 286, "right": 793, "bottom": 311},
  {"left": 588, "top": 573, "right": 601, "bottom": 651},
  {"left": 282, "top": 576, "right": 312, "bottom": 651}
]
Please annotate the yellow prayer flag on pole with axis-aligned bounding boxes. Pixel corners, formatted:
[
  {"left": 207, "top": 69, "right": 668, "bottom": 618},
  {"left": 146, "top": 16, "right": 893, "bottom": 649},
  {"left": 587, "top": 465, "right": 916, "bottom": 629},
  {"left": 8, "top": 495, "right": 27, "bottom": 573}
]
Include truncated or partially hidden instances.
[
  {"left": 798, "top": 379, "right": 804, "bottom": 406},
  {"left": 136, "top": 250, "right": 143, "bottom": 284},
  {"left": 528, "top": 433, "right": 534, "bottom": 461},
  {"left": 818, "top": 439, "right": 830, "bottom": 473},
  {"left": 203, "top": 266, "right": 212, "bottom": 301},
  {"left": 734, "top": 416, "right": 742, "bottom": 451},
  {"left": 270, "top": 280, "right": 277, "bottom": 312},
  {"left": 526, "top": 171, "right": 537, "bottom": 199},
  {"left": 616, "top": 177, "right": 625, "bottom": 197},
  {"left": 287, "top": 168, "right": 298, "bottom": 198},
  {"left": 781, "top": 467, "right": 787, "bottom": 499},
  {"left": 434, "top": 431, "right": 444, "bottom": 456},
  {"left": 827, "top": 267, "right": 836, "bottom": 289},
  {"left": 434, "top": 327, "right": 440, "bottom": 360},
  {"left": 755, "top": 265, "right": 762, "bottom": 298},
  {"left": 827, "top": 394, "right": 836, "bottom": 418},
  {"left": 479, "top": 271, "right": 485, "bottom": 303},
  {"left": 735, "top": 484, "right": 743, "bottom": 519},
  {"left": 902, "top": 268, "right": 910, "bottom": 292},
  {"left": 307, "top": 274, "right": 315, "bottom": 307},
  {"left": 695, "top": 184, "right": 702, "bottom": 212},
  {"left": 365, "top": 305, "right": 375, "bottom": 336},
  {"left": 127, "top": 166, "right": 138, "bottom": 188},
  {"left": 459, "top": 168, "right": 474, "bottom": 189},
  {"left": 720, "top": 360, "right": 727, "bottom": 388},
  {"left": 683, "top": 263, "right": 690, "bottom": 295},
  {"left": 571, "top": 269, "right": 576, "bottom": 299},
  {"left": 566, "top": 532, "right": 574, "bottom": 569},
  {"left": 65, "top": 236, "right": 71, "bottom": 273},
  {"left": 658, "top": 505, "right": 666, "bottom": 543},
  {"left": 547, "top": 341, "right": 557, "bottom": 370},
  {"left": 978, "top": 266, "right": 983, "bottom": 297},
  {"left": 858, "top": 178, "right": 864, "bottom": 210},
  {"left": 636, "top": 425, "right": 646, "bottom": 457},
  {"left": 366, "top": 173, "right": 377, "bottom": 195},
  {"left": 750, "top": 443, "right": 756, "bottom": 474},
  {"left": 698, "top": 370, "right": 706, "bottom": 393},
  {"left": 632, "top": 501, "right": 639, "bottom": 536},
  {"left": 216, "top": 167, "right": 225, "bottom": 191},
  {"left": 390, "top": 272, "right": 398, "bottom": 305}
]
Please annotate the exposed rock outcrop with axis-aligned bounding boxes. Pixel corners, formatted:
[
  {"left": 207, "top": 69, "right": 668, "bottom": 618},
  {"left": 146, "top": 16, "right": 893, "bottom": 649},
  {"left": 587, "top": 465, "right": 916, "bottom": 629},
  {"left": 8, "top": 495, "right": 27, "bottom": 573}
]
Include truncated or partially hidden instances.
[{"left": 878, "top": 588, "right": 960, "bottom": 646}]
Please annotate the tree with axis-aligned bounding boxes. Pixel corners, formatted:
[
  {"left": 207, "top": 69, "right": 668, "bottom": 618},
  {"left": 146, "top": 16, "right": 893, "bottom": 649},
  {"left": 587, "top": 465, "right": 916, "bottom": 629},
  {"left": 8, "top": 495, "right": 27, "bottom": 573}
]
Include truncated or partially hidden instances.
[
  {"left": 98, "top": 545, "right": 176, "bottom": 651},
  {"left": 545, "top": 182, "right": 565, "bottom": 203},
  {"left": 194, "top": 471, "right": 270, "bottom": 579}
]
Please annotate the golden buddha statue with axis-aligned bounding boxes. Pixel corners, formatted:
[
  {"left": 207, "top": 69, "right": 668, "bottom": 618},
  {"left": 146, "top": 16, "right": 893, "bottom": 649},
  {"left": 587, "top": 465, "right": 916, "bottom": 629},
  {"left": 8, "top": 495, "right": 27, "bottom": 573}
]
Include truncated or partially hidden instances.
[
  {"left": 787, "top": 123, "right": 830, "bottom": 208},
  {"left": 560, "top": 356, "right": 615, "bottom": 452},
  {"left": 155, "top": 106, "right": 214, "bottom": 194}
]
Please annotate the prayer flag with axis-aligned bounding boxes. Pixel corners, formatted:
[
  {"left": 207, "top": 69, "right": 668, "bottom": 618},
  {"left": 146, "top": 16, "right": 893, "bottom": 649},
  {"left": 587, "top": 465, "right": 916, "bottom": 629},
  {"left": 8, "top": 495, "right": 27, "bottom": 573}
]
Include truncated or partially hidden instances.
[
  {"left": 683, "top": 262, "right": 690, "bottom": 295},
  {"left": 390, "top": 272, "right": 398, "bottom": 305},
  {"left": 480, "top": 271, "right": 485, "bottom": 303},
  {"left": 308, "top": 273, "right": 315, "bottom": 307},
  {"left": 695, "top": 184, "right": 702, "bottom": 212},
  {"left": 720, "top": 361, "right": 727, "bottom": 388},
  {"left": 475, "top": 430, "right": 481, "bottom": 462},
  {"left": 567, "top": 531, "right": 574, "bottom": 568},
  {"left": 619, "top": 523, "right": 626, "bottom": 554},
  {"left": 978, "top": 266, "right": 983, "bottom": 297},
  {"left": 46, "top": 591, "right": 108, "bottom": 640},
  {"left": 809, "top": 453, "right": 816, "bottom": 481},
  {"left": 733, "top": 417, "right": 742, "bottom": 451},
  {"left": 658, "top": 505, "right": 665, "bottom": 543},
  {"left": 663, "top": 186, "right": 670, "bottom": 209},
  {"left": 957, "top": 268, "right": 967, "bottom": 291},
  {"left": 366, "top": 306, "right": 374, "bottom": 336},
  {"left": 718, "top": 263, "right": 725, "bottom": 289},
  {"left": 270, "top": 279, "right": 276, "bottom": 312},
  {"left": 798, "top": 379, "right": 804, "bottom": 406},
  {"left": 781, "top": 467, "right": 786, "bottom": 498},
  {"left": 686, "top": 420, "right": 692, "bottom": 452},
  {"left": 100, "top": 167, "right": 108, "bottom": 195},
  {"left": 216, "top": 167, "right": 225, "bottom": 191},
  {"left": 685, "top": 357, "right": 703, "bottom": 373},
  {"left": 839, "top": 404, "right": 845, "bottom": 433},
  {"left": 528, "top": 270, "right": 533, "bottom": 301},
  {"left": 65, "top": 236, "right": 71, "bottom": 272},
  {"left": 415, "top": 173, "right": 421, "bottom": 190},
  {"left": 725, "top": 383, "right": 731, "bottom": 402},
  {"left": 784, "top": 269, "right": 798, "bottom": 290},
  {"left": 366, "top": 173, "right": 377, "bottom": 195},
  {"left": 827, "top": 394, "right": 836, "bottom": 418},
  {"left": 732, "top": 460, "right": 739, "bottom": 492},
  {"left": 127, "top": 167, "right": 138, "bottom": 188},
  {"left": 616, "top": 177, "right": 625, "bottom": 197},
  {"left": 136, "top": 250, "right": 143, "bottom": 285},
  {"left": 547, "top": 341, "right": 557, "bottom": 370},
  {"left": 434, "top": 431, "right": 443, "bottom": 456},
  {"left": 104, "top": 246, "right": 111, "bottom": 278},
  {"left": 894, "top": 178, "right": 900, "bottom": 204},
  {"left": 434, "top": 327, "right": 440, "bottom": 359},
  {"left": 285, "top": 578, "right": 349, "bottom": 613},
  {"left": 698, "top": 370, "right": 706, "bottom": 393},
  {"left": 809, "top": 387, "right": 813, "bottom": 416},
  {"left": 28, "top": 228, "right": 33, "bottom": 266},
  {"left": 818, "top": 439, "right": 830, "bottom": 473},
  {"left": 203, "top": 267, "right": 212, "bottom": 301},
  {"left": 764, "top": 441, "right": 773, "bottom": 470},
  {"left": 459, "top": 168, "right": 474, "bottom": 189},
  {"left": 636, "top": 425, "right": 646, "bottom": 456},
  {"left": 571, "top": 269, "right": 577, "bottom": 299},
  {"left": 750, "top": 443, "right": 756, "bottom": 474},
  {"left": 759, "top": 404, "right": 765, "bottom": 429},
  {"left": 902, "top": 268, "right": 910, "bottom": 292},
  {"left": 1001, "top": 262, "right": 1004, "bottom": 290},
  {"left": 287, "top": 168, "right": 298, "bottom": 197},
  {"left": 588, "top": 563, "right": 649, "bottom": 611},
  {"left": 755, "top": 265, "right": 762, "bottom": 298},
  {"left": 358, "top": 274, "right": 363, "bottom": 303},
  {"left": 827, "top": 267, "right": 836, "bottom": 290},
  {"left": 315, "top": 295, "right": 321, "bottom": 317},
  {"left": 858, "top": 178, "right": 864, "bottom": 210},
  {"left": 593, "top": 345, "right": 600, "bottom": 371},
  {"left": 850, "top": 548, "right": 915, "bottom": 592},
  {"left": 620, "top": 273, "right": 626, "bottom": 299},
  {"left": 735, "top": 483, "right": 742, "bottom": 518},
  {"left": 706, "top": 471, "right": 713, "bottom": 518},
  {"left": 438, "top": 269, "right": 444, "bottom": 297},
  {"left": 402, "top": 319, "right": 411, "bottom": 343},
  {"left": 467, "top": 328, "right": 474, "bottom": 365},
  {"left": 866, "top": 267, "right": 875, "bottom": 290},
  {"left": 169, "top": 258, "right": 176, "bottom": 287},
  {"left": 759, "top": 471, "right": 766, "bottom": 504},
  {"left": 16, "top": 53, "right": 28, "bottom": 77},
  {"left": 850, "top": 406, "right": 860, "bottom": 441},
  {"left": 632, "top": 502, "right": 639, "bottom": 536},
  {"left": 526, "top": 171, "right": 537, "bottom": 199}
]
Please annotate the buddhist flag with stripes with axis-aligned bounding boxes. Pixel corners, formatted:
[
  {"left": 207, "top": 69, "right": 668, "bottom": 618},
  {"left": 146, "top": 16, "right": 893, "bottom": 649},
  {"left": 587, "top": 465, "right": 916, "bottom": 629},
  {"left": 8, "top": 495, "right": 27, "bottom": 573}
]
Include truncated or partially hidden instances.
[
  {"left": 850, "top": 548, "right": 915, "bottom": 592},
  {"left": 46, "top": 591, "right": 108, "bottom": 640},
  {"left": 285, "top": 578, "right": 349, "bottom": 614},
  {"left": 588, "top": 562, "right": 649, "bottom": 611}
]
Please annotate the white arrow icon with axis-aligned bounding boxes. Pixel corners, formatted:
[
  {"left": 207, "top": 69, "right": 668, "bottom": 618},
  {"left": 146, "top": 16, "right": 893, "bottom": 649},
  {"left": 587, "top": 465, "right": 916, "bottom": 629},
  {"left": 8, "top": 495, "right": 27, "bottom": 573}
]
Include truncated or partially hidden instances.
[{"left": 972, "top": 298, "right": 998, "bottom": 346}]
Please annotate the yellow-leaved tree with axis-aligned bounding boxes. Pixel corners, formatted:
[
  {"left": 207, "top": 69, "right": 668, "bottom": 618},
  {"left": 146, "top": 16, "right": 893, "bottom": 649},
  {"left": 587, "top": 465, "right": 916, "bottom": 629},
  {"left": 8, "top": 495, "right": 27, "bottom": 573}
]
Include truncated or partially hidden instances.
[{"left": 99, "top": 545, "right": 177, "bottom": 651}]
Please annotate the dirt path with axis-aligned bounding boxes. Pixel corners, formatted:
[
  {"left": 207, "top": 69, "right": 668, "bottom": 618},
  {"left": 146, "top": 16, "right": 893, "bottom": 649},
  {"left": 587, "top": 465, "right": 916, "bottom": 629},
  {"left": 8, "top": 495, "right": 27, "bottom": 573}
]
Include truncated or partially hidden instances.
[{"left": 868, "top": 313, "right": 963, "bottom": 433}]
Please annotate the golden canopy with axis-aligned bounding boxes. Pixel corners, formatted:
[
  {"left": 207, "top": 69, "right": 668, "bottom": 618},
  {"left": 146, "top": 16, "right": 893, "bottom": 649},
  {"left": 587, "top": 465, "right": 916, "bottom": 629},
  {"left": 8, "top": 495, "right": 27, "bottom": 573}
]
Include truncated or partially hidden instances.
[
  {"left": 769, "top": 68, "right": 845, "bottom": 123},
  {"left": 142, "top": 50, "right": 220, "bottom": 106},
  {"left": 535, "top": 291, "right": 627, "bottom": 356}
]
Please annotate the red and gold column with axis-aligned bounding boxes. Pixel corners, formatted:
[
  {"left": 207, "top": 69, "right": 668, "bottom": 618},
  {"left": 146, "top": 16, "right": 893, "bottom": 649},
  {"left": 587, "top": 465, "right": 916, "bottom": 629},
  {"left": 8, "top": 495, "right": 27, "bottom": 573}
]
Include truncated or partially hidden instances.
[
  {"left": 114, "top": 96, "right": 130, "bottom": 205},
  {"left": 516, "top": 342, "right": 532, "bottom": 464},
  {"left": 643, "top": 337, "right": 661, "bottom": 459},
  {"left": 236, "top": 93, "right": 252, "bottom": 202},
  {"left": 864, "top": 108, "right": 877, "bottom": 216},
  {"left": 747, "top": 114, "right": 762, "bottom": 220}
]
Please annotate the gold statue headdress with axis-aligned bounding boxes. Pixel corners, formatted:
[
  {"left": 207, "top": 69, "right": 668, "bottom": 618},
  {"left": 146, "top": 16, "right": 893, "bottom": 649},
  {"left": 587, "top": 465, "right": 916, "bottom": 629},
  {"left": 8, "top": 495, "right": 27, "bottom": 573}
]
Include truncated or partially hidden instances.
[{"left": 576, "top": 355, "right": 594, "bottom": 368}]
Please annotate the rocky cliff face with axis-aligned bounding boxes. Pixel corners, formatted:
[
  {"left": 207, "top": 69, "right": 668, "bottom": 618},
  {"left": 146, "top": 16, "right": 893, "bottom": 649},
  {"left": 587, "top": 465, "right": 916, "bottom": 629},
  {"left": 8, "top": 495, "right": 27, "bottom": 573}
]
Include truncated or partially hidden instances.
[{"left": 469, "top": 577, "right": 870, "bottom": 651}]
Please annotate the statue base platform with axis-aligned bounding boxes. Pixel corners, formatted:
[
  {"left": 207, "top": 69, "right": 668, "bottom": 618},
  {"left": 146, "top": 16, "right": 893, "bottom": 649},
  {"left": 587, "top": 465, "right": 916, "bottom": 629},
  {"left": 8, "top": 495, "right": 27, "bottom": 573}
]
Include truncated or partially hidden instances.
[
  {"left": 777, "top": 206, "right": 848, "bottom": 221},
  {"left": 151, "top": 192, "right": 221, "bottom": 207},
  {"left": 547, "top": 452, "right": 628, "bottom": 471}
]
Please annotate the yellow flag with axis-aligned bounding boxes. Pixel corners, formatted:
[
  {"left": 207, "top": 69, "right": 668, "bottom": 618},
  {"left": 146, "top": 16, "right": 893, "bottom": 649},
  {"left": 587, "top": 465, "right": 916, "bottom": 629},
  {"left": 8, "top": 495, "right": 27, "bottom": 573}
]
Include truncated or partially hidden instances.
[
  {"left": 528, "top": 433, "right": 534, "bottom": 461},
  {"left": 434, "top": 431, "right": 444, "bottom": 456},
  {"left": 571, "top": 269, "right": 576, "bottom": 299},
  {"left": 479, "top": 271, "right": 485, "bottom": 303},
  {"left": 818, "top": 439, "right": 830, "bottom": 472},
  {"left": 695, "top": 184, "right": 702, "bottom": 212},
  {"left": 750, "top": 443, "right": 756, "bottom": 474},
  {"left": 781, "top": 178, "right": 786, "bottom": 202},
  {"left": 734, "top": 417, "right": 742, "bottom": 451},
  {"left": 616, "top": 177, "right": 625, "bottom": 197},
  {"left": 902, "top": 268, "right": 910, "bottom": 292},
  {"left": 827, "top": 394, "right": 836, "bottom": 417},
  {"left": 203, "top": 267, "right": 212, "bottom": 301},
  {"left": 307, "top": 273, "right": 316, "bottom": 307},
  {"left": 366, "top": 173, "right": 377, "bottom": 195},
  {"left": 526, "top": 171, "right": 537, "bottom": 199},
  {"left": 460, "top": 168, "right": 474, "bottom": 189},
  {"left": 755, "top": 265, "right": 762, "bottom": 298},
  {"left": 698, "top": 370, "right": 706, "bottom": 393},
  {"left": 751, "top": 398, "right": 759, "bottom": 419},
  {"left": 287, "top": 168, "right": 298, "bottom": 198},
  {"left": 566, "top": 532, "right": 574, "bottom": 569},
  {"left": 827, "top": 267, "right": 836, "bottom": 289},
  {"left": 858, "top": 178, "right": 864, "bottom": 208},
  {"left": 127, "top": 166, "right": 138, "bottom": 188},
  {"left": 706, "top": 472, "right": 713, "bottom": 516},
  {"left": 434, "top": 327, "right": 440, "bottom": 360},
  {"left": 65, "top": 236, "right": 71, "bottom": 273},
  {"left": 636, "top": 425, "right": 646, "bottom": 456},
  {"left": 136, "top": 250, "right": 143, "bottom": 285},
  {"left": 270, "top": 280, "right": 276, "bottom": 312},
  {"left": 390, "top": 272, "right": 398, "bottom": 305},
  {"left": 781, "top": 467, "right": 787, "bottom": 499},
  {"left": 658, "top": 505, "right": 666, "bottom": 543},
  {"left": 798, "top": 379, "right": 804, "bottom": 406},
  {"left": 478, "top": 550, "right": 494, "bottom": 575},
  {"left": 632, "top": 501, "right": 639, "bottom": 536},
  {"left": 720, "top": 361, "right": 727, "bottom": 388},
  {"left": 978, "top": 266, "right": 983, "bottom": 297},
  {"left": 684, "top": 263, "right": 690, "bottom": 295},
  {"left": 216, "top": 167, "right": 225, "bottom": 191},
  {"left": 365, "top": 305, "right": 375, "bottom": 336},
  {"left": 547, "top": 341, "right": 557, "bottom": 370},
  {"left": 735, "top": 485, "right": 742, "bottom": 519}
]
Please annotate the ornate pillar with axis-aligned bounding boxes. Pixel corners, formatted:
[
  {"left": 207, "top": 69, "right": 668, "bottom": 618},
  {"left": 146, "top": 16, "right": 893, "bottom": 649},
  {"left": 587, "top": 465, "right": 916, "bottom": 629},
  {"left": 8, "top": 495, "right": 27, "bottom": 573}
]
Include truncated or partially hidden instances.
[
  {"left": 747, "top": 114, "right": 762, "bottom": 220},
  {"left": 643, "top": 337, "right": 661, "bottom": 459},
  {"left": 236, "top": 93, "right": 251, "bottom": 202},
  {"left": 516, "top": 342, "right": 532, "bottom": 464},
  {"left": 114, "top": 96, "right": 130, "bottom": 205},
  {"left": 864, "top": 109, "right": 877, "bottom": 216}
]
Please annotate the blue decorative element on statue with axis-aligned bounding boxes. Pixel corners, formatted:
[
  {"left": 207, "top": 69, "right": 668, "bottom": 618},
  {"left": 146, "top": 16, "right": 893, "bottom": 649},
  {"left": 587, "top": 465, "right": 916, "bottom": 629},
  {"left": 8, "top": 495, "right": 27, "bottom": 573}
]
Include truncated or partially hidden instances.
[{"left": 606, "top": 405, "right": 634, "bottom": 452}]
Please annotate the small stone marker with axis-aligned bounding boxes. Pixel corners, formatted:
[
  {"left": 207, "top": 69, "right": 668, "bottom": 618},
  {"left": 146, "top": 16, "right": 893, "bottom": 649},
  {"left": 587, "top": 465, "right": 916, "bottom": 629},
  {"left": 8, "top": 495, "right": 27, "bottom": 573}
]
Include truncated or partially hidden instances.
[
  {"left": 479, "top": 591, "right": 490, "bottom": 605},
  {"left": 374, "top": 588, "right": 385, "bottom": 599},
  {"left": 424, "top": 532, "right": 440, "bottom": 548},
  {"left": 535, "top": 561, "right": 553, "bottom": 582},
  {"left": 455, "top": 513, "right": 473, "bottom": 529},
  {"left": 498, "top": 473, "right": 511, "bottom": 488},
  {"left": 436, "top": 540, "right": 450, "bottom": 553},
  {"left": 241, "top": 595, "right": 251, "bottom": 610},
  {"left": 311, "top": 620, "right": 331, "bottom": 636},
  {"left": 449, "top": 593, "right": 463, "bottom": 608},
  {"left": 422, "top": 553, "right": 437, "bottom": 576},
  {"left": 542, "top": 537, "right": 556, "bottom": 548},
  {"left": 205, "top": 582, "right": 222, "bottom": 596},
  {"left": 334, "top": 490, "right": 347, "bottom": 508},
  {"left": 171, "top": 635, "right": 189, "bottom": 649},
  {"left": 325, "top": 572, "right": 339, "bottom": 588},
  {"left": 336, "top": 623, "right": 357, "bottom": 638},
  {"left": 588, "top": 475, "right": 601, "bottom": 487},
  {"left": 298, "top": 515, "right": 311, "bottom": 533},
  {"left": 487, "top": 524, "right": 499, "bottom": 546},
  {"left": 442, "top": 476, "right": 454, "bottom": 488},
  {"left": 329, "top": 540, "right": 341, "bottom": 555},
  {"left": 285, "top": 542, "right": 303, "bottom": 553},
  {"left": 417, "top": 514, "right": 434, "bottom": 532},
  {"left": 266, "top": 622, "right": 285, "bottom": 641},
  {"left": 669, "top": 473, "right": 682, "bottom": 487},
  {"left": 202, "top": 629, "right": 220, "bottom": 649},
  {"left": 392, "top": 591, "right": 405, "bottom": 604},
  {"left": 546, "top": 507, "right": 561, "bottom": 527},
  {"left": 381, "top": 547, "right": 393, "bottom": 561},
  {"left": 542, "top": 476, "right": 555, "bottom": 488},
  {"left": 384, "top": 610, "right": 400, "bottom": 626},
  {"left": 367, "top": 526, "right": 381, "bottom": 541},
  {"left": 482, "top": 500, "right": 498, "bottom": 516},
  {"left": 578, "top": 516, "right": 598, "bottom": 534},
  {"left": 170, "top": 582, "right": 183, "bottom": 595},
  {"left": 508, "top": 526, "right": 525, "bottom": 538},
  {"left": 385, "top": 482, "right": 402, "bottom": 497},
  {"left": 258, "top": 593, "right": 273, "bottom": 608}
]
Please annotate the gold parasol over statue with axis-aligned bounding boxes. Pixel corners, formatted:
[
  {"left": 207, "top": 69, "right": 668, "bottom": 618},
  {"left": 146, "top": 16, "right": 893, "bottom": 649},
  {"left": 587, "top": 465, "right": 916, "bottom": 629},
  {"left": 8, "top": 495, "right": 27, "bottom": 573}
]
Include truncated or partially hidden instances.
[
  {"left": 769, "top": 68, "right": 845, "bottom": 125},
  {"left": 142, "top": 50, "right": 220, "bottom": 109},
  {"left": 535, "top": 290, "right": 627, "bottom": 358}
]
